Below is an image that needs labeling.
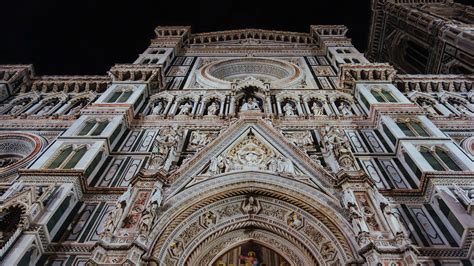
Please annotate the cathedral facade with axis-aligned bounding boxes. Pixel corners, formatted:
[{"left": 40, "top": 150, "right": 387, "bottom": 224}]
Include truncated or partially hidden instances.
[{"left": 0, "top": 11, "right": 473, "bottom": 266}]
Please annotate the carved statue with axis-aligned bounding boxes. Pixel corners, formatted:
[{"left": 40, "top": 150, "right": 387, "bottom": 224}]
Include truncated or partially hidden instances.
[
  {"left": 138, "top": 209, "right": 155, "bottom": 236},
  {"left": 148, "top": 126, "right": 182, "bottom": 171},
  {"left": 322, "top": 126, "right": 356, "bottom": 170},
  {"left": 189, "top": 131, "right": 212, "bottom": 150},
  {"left": 178, "top": 101, "right": 193, "bottom": 115},
  {"left": 287, "top": 212, "right": 303, "bottom": 228},
  {"left": 342, "top": 190, "right": 369, "bottom": 235},
  {"left": 102, "top": 201, "right": 125, "bottom": 235},
  {"left": 241, "top": 196, "right": 261, "bottom": 214},
  {"left": 283, "top": 102, "right": 296, "bottom": 116},
  {"left": 266, "top": 156, "right": 278, "bottom": 172},
  {"left": 371, "top": 188, "right": 405, "bottom": 236},
  {"left": 285, "top": 131, "right": 313, "bottom": 149},
  {"left": 241, "top": 97, "right": 260, "bottom": 111},
  {"left": 338, "top": 101, "right": 352, "bottom": 116},
  {"left": 208, "top": 156, "right": 226, "bottom": 175},
  {"left": 202, "top": 211, "right": 217, "bottom": 227},
  {"left": 207, "top": 101, "right": 219, "bottom": 116},
  {"left": 277, "top": 156, "right": 295, "bottom": 175},
  {"left": 311, "top": 101, "right": 323, "bottom": 116},
  {"left": 152, "top": 101, "right": 164, "bottom": 115}
]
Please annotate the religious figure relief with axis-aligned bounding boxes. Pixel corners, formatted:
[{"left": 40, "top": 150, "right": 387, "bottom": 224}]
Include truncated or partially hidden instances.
[
  {"left": 342, "top": 190, "right": 370, "bottom": 236},
  {"left": 178, "top": 101, "right": 193, "bottom": 116},
  {"left": 207, "top": 155, "right": 228, "bottom": 175},
  {"left": 284, "top": 131, "right": 314, "bottom": 151},
  {"left": 240, "top": 97, "right": 260, "bottom": 111},
  {"left": 322, "top": 126, "right": 357, "bottom": 171},
  {"left": 337, "top": 101, "right": 352, "bottom": 116},
  {"left": 241, "top": 196, "right": 261, "bottom": 214},
  {"left": 148, "top": 125, "right": 183, "bottom": 172},
  {"left": 151, "top": 100, "right": 164, "bottom": 115},
  {"left": 419, "top": 100, "right": 438, "bottom": 116},
  {"left": 283, "top": 102, "right": 296, "bottom": 116},
  {"left": 200, "top": 211, "right": 217, "bottom": 228},
  {"left": 169, "top": 241, "right": 183, "bottom": 257},
  {"left": 287, "top": 212, "right": 303, "bottom": 229},
  {"left": 188, "top": 131, "right": 216, "bottom": 151},
  {"left": 311, "top": 101, "right": 324, "bottom": 116},
  {"left": 206, "top": 101, "right": 220, "bottom": 116},
  {"left": 320, "top": 242, "right": 336, "bottom": 261}
]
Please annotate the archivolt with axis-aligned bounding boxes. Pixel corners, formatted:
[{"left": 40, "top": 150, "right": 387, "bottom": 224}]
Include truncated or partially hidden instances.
[{"left": 147, "top": 173, "right": 360, "bottom": 264}]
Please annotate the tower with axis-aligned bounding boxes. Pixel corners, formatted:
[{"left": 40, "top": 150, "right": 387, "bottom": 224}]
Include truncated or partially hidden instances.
[
  {"left": 0, "top": 23, "right": 473, "bottom": 265},
  {"left": 367, "top": 0, "right": 474, "bottom": 74}
]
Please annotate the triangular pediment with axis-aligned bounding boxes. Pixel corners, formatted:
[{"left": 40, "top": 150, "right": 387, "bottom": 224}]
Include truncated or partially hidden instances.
[{"left": 164, "top": 118, "right": 336, "bottom": 199}]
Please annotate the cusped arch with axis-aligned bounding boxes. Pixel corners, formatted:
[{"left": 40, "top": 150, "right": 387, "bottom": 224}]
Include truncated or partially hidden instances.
[{"left": 148, "top": 172, "right": 360, "bottom": 265}]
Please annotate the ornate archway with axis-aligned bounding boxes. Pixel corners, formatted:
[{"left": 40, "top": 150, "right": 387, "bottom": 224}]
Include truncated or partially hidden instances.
[{"left": 146, "top": 172, "right": 360, "bottom": 265}]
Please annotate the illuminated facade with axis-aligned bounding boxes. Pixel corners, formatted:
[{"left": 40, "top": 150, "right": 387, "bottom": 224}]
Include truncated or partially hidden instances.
[{"left": 0, "top": 20, "right": 473, "bottom": 265}]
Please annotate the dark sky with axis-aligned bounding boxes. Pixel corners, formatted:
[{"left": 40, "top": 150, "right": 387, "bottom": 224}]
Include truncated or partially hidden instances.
[{"left": 0, "top": 0, "right": 462, "bottom": 76}]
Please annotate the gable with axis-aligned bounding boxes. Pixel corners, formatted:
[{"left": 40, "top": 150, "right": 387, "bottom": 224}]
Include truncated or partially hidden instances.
[{"left": 163, "top": 118, "right": 336, "bottom": 199}]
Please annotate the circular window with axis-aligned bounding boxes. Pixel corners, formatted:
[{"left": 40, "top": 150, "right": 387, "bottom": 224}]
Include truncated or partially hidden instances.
[
  {"left": 0, "top": 133, "right": 44, "bottom": 179},
  {"left": 196, "top": 58, "right": 304, "bottom": 89}
]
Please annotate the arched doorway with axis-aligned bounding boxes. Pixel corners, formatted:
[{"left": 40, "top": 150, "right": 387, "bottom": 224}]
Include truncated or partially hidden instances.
[{"left": 146, "top": 173, "right": 360, "bottom": 265}]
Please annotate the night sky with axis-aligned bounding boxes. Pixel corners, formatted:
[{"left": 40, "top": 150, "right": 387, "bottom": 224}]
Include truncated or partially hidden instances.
[{"left": 0, "top": 1, "right": 469, "bottom": 76}]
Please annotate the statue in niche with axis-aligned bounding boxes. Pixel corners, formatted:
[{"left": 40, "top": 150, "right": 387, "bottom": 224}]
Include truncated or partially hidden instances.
[
  {"left": 207, "top": 101, "right": 219, "bottom": 116},
  {"left": 178, "top": 101, "right": 192, "bottom": 115},
  {"left": 152, "top": 101, "right": 164, "bottom": 115},
  {"left": 138, "top": 186, "right": 163, "bottom": 236},
  {"left": 420, "top": 100, "right": 438, "bottom": 115},
  {"left": 9, "top": 100, "right": 28, "bottom": 115},
  {"left": 148, "top": 125, "right": 182, "bottom": 171},
  {"left": 241, "top": 97, "right": 260, "bottom": 111},
  {"left": 338, "top": 101, "right": 352, "bottom": 116},
  {"left": 371, "top": 188, "right": 405, "bottom": 236},
  {"left": 37, "top": 101, "right": 56, "bottom": 116},
  {"left": 342, "top": 190, "right": 370, "bottom": 235},
  {"left": 102, "top": 185, "right": 132, "bottom": 235},
  {"left": 453, "top": 103, "right": 472, "bottom": 115},
  {"left": 311, "top": 101, "right": 324, "bottom": 116},
  {"left": 283, "top": 102, "right": 296, "bottom": 116},
  {"left": 241, "top": 196, "right": 261, "bottom": 214}
]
